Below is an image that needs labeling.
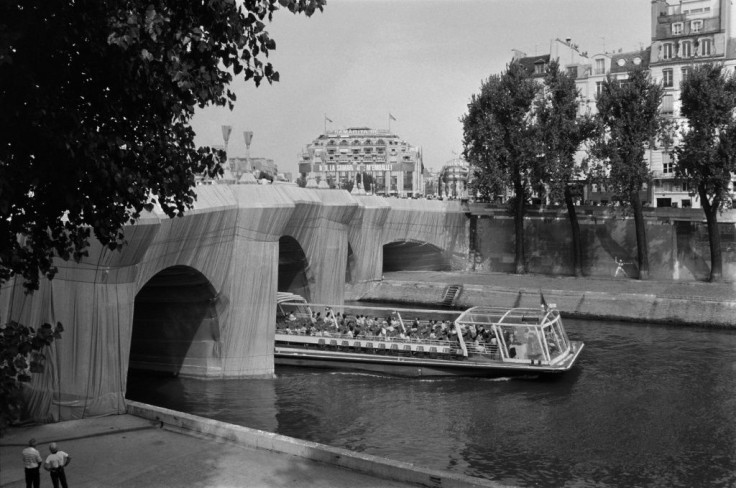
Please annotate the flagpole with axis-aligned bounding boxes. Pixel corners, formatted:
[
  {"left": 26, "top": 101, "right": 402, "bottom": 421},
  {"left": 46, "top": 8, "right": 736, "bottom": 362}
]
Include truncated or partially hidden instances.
[{"left": 388, "top": 113, "right": 391, "bottom": 132}]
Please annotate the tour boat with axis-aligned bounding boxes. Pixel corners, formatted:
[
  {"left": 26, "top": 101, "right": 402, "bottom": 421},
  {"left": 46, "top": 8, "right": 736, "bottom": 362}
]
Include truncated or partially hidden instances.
[{"left": 274, "top": 293, "right": 584, "bottom": 377}]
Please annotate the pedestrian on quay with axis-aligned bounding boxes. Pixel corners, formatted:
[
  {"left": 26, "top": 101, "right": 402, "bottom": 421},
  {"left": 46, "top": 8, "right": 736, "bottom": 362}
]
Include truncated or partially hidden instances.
[
  {"left": 44, "top": 442, "right": 71, "bottom": 488},
  {"left": 22, "top": 438, "right": 43, "bottom": 488}
]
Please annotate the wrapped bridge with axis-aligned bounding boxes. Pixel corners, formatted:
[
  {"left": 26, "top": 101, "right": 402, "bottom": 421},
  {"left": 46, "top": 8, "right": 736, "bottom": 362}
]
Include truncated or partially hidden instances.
[{"left": 0, "top": 185, "right": 468, "bottom": 421}]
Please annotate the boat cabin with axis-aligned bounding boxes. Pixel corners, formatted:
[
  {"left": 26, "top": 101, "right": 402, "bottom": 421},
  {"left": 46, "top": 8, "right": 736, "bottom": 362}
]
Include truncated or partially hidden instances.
[{"left": 455, "top": 306, "right": 571, "bottom": 366}]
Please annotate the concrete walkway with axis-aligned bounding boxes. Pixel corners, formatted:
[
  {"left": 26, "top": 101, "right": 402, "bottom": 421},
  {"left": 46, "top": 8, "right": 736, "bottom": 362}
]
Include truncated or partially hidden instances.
[
  {"left": 0, "top": 410, "right": 502, "bottom": 488},
  {"left": 384, "top": 270, "right": 736, "bottom": 302}
]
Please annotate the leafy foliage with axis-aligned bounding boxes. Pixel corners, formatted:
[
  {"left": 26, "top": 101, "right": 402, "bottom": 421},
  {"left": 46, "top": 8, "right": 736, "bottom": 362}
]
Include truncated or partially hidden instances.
[
  {"left": 674, "top": 63, "right": 736, "bottom": 282},
  {"left": 591, "top": 67, "right": 671, "bottom": 196},
  {"left": 535, "top": 60, "right": 596, "bottom": 202},
  {"left": 0, "top": 0, "right": 325, "bottom": 291},
  {"left": 463, "top": 61, "right": 540, "bottom": 202},
  {"left": 462, "top": 60, "right": 540, "bottom": 272},
  {"left": 0, "top": 321, "right": 62, "bottom": 432},
  {"left": 675, "top": 63, "right": 736, "bottom": 208}
]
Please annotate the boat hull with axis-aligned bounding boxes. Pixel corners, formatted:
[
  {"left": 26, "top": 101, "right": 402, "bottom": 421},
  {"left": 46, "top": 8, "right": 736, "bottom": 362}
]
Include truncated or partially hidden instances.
[{"left": 275, "top": 341, "right": 584, "bottom": 378}]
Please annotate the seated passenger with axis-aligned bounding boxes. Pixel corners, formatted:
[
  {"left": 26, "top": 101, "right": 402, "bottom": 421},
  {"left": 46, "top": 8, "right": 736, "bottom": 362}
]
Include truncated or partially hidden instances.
[{"left": 288, "top": 312, "right": 297, "bottom": 322}]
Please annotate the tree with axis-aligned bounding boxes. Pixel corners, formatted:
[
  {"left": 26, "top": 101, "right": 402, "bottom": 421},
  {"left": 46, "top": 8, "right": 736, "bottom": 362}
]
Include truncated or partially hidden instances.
[
  {"left": 362, "top": 172, "right": 374, "bottom": 193},
  {"left": 591, "top": 66, "right": 671, "bottom": 280},
  {"left": 0, "top": 0, "right": 323, "bottom": 430},
  {"left": 0, "top": 321, "right": 62, "bottom": 433},
  {"left": 536, "top": 60, "right": 597, "bottom": 276},
  {"left": 674, "top": 63, "right": 736, "bottom": 282},
  {"left": 463, "top": 61, "right": 540, "bottom": 274},
  {"left": 341, "top": 179, "right": 354, "bottom": 193},
  {"left": 0, "top": 0, "right": 325, "bottom": 291}
]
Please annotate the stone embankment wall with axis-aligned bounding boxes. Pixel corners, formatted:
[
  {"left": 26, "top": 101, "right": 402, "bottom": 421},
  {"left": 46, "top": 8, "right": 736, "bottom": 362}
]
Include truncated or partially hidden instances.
[
  {"left": 466, "top": 204, "right": 736, "bottom": 282},
  {"left": 355, "top": 280, "right": 736, "bottom": 328}
]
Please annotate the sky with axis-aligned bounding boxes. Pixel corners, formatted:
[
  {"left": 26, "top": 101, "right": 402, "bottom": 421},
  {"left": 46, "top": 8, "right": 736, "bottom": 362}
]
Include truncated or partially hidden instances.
[{"left": 191, "top": 0, "right": 651, "bottom": 175}]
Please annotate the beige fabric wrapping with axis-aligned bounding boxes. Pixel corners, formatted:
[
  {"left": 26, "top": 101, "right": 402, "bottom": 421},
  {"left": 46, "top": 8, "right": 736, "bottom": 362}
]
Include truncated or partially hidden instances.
[{"left": 0, "top": 187, "right": 469, "bottom": 422}]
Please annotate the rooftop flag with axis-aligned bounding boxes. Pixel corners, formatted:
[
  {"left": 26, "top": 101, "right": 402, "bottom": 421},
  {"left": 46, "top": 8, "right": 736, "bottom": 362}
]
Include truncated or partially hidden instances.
[{"left": 389, "top": 113, "right": 397, "bottom": 121}]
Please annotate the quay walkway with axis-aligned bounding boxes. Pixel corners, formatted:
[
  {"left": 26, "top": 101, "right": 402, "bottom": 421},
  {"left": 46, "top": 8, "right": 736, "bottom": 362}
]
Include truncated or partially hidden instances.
[
  {"left": 0, "top": 403, "right": 502, "bottom": 488},
  {"left": 371, "top": 271, "right": 736, "bottom": 327},
  {"left": 384, "top": 270, "right": 736, "bottom": 302}
]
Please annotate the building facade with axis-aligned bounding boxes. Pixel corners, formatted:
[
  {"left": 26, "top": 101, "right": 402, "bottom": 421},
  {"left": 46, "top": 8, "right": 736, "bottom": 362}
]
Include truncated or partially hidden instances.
[
  {"left": 648, "top": 0, "right": 736, "bottom": 208},
  {"left": 298, "top": 127, "right": 424, "bottom": 196},
  {"left": 438, "top": 158, "right": 471, "bottom": 199},
  {"left": 515, "top": 39, "right": 651, "bottom": 205}
]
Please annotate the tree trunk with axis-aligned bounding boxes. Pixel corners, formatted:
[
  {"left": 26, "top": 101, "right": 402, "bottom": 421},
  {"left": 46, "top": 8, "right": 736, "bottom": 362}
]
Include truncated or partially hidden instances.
[
  {"left": 699, "top": 185, "right": 723, "bottom": 282},
  {"left": 564, "top": 185, "right": 583, "bottom": 277},
  {"left": 630, "top": 190, "right": 649, "bottom": 280},
  {"left": 514, "top": 180, "right": 526, "bottom": 274}
]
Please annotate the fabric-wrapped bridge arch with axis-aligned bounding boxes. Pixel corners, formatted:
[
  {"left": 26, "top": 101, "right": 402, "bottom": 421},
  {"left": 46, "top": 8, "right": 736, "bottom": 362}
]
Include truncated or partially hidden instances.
[{"left": 0, "top": 186, "right": 468, "bottom": 422}]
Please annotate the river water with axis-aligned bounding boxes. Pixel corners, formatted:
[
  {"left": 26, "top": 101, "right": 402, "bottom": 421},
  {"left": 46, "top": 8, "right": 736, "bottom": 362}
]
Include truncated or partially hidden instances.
[{"left": 126, "top": 316, "right": 736, "bottom": 487}]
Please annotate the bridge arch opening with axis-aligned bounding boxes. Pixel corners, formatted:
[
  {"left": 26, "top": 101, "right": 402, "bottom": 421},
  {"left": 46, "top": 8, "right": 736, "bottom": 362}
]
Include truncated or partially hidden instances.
[
  {"left": 279, "top": 236, "right": 311, "bottom": 301},
  {"left": 346, "top": 242, "right": 354, "bottom": 284},
  {"left": 128, "top": 265, "right": 220, "bottom": 378},
  {"left": 383, "top": 240, "right": 450, "bottom": 272}
]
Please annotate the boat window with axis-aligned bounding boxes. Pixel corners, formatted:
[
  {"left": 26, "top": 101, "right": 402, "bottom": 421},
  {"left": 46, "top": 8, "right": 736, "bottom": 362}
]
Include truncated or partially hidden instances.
[{"left": 545, "top": 320, "right": 569, "bottom": 360}]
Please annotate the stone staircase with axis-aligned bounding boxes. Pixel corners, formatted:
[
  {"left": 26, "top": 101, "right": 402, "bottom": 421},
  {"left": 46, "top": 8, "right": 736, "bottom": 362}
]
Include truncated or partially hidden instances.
[{"left": 440, "top": 284, "right": 463, "bottom": 307}]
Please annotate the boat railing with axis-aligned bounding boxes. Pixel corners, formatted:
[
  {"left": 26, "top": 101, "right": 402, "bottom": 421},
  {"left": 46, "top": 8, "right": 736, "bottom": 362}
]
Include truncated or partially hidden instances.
[{"left": 276, "top": 329, "right": 500, "bottom": 357}]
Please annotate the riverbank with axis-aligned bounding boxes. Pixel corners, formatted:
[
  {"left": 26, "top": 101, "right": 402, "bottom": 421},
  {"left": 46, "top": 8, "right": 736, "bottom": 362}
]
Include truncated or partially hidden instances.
[
  {"left": 0, "top": 402, "right": 503, "bottom": 488},
  {"left": 349, "top": 271, "right": 736, "bottom": 327}
]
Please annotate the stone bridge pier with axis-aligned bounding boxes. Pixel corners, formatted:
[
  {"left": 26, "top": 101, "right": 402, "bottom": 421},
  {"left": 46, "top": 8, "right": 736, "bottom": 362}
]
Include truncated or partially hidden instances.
[{"left": 0, "top": 186, "right": 469, "bottom": 422}]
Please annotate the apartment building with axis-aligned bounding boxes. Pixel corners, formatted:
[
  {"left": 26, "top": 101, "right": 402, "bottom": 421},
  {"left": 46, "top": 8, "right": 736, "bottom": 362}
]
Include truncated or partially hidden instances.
[
  {"left": 648, "top": 0, "right": 736, "bottom": 208},
  {"left": 298, "top": 127, "right": 424, "bottom": 196}
]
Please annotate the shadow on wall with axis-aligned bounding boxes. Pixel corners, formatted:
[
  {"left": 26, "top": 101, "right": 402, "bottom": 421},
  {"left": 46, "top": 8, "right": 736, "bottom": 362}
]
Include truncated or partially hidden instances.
[
  {"left": 593, "top": 224, "right": 639, "bottom": 279},
  {"left": 129, "top": 266, "right": 219, "bottom": 376},
  {"left": 279, "top": 235, "right": 311, "bottom": 301},
  {"left": 383, "top": 240, "right": 450, "bottom": 272},
  {"left": 675, "top": 221, "right": 717, "bottom": 281}
]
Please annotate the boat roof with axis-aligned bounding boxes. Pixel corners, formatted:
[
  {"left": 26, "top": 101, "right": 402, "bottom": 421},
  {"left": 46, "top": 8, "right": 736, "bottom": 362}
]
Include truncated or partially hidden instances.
[
  {"left": 456, "top": 306, "right": 559, "bottom": 328},
  {"left": 276, "top": 292, "right": 308, "bottom": 305}
]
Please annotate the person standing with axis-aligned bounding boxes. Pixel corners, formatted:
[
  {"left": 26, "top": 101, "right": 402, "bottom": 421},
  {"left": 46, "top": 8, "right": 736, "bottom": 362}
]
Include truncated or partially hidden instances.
[
  {"left": 44, "top": 442, "right": 71, "bottom": 488},
  {"left": 22, "top": 438, "right": 43, "bottom": 488}
]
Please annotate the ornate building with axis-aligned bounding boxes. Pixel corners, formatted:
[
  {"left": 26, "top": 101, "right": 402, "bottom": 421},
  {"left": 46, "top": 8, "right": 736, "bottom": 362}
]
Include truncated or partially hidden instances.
[
  {"left": 298, "top": 127, "right": 424, "bottom": 196},
  {"left": 438, "top": 158, "right": 470, "bottom": 199}
]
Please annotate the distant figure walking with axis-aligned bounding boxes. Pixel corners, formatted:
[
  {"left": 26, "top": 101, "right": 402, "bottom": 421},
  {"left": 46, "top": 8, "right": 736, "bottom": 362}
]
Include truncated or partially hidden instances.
[
  {"left": 22, "top": 438, "right": 43, "bottom": 488},
  {"left": 44, "top": 442, "right": 71, "bottom": 488},
  {"left": 614, "top": 257, "right": 628, "bottom": 278}
]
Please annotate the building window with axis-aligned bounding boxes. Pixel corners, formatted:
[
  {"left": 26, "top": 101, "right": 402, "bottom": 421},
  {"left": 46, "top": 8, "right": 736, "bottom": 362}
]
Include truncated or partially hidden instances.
[
  {"left": 663, "top": 69, "right": 673, "bottom": 88},
  {"left": 662, "top": 152, "right": 674, "bottom": 174},
  {"left": 700, "top": 38, "right": 712, "bottom": 56},
  {"left": 567, "top": 66, "right": 578, "bottom": 78},
  {"left": 596, "top": 81, "right": 604, "bottom": 97},
  {"left": 661, "top": 94, "right": 674, "bottom": 114},
  {"left": 595, "top": 59, "right": 605, "bottom": 75},
  {"left": 534, "top": 62, "right": 545, "bottom": 74},
  {"left": 680, "top": 41, "right": 692, "bottom": 58},
  {"left": 672, "top": 22, "right": 683, "bottom": 35},
  {"left": 691, "top": 20, "right": 703, "bottom": 33},
  {"left": 681, "top": 67, "right": 690, "bottom": 80},
  {"left": 662, "top": 43, "right": 673, "bottom": 60}
]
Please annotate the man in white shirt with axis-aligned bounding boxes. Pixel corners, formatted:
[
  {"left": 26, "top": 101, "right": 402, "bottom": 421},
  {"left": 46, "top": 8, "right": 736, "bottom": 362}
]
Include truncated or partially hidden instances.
[
  {"left": 44, "top": 442, "right": 71, "bottom": 488},
  {"left": 21, "top": 438, "right": 43, "bottom": 488}
]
